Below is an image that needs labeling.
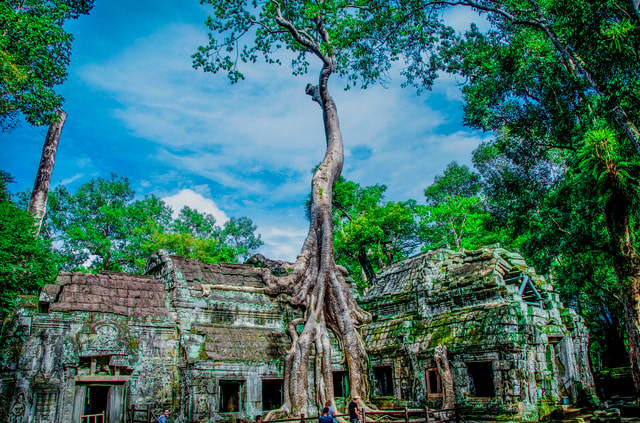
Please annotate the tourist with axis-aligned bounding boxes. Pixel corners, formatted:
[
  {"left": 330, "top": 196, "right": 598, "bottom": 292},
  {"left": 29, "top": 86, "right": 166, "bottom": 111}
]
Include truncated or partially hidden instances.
[
  {"left": 348, "top": 396, "right": 360, "bottom": 423},
  {"left": 325, "top": 400, "right": 338, "bottom": 423},
  {"left": 319, "top": 407, "right": 334, "bottom": 423},
  {"left": 157, "top": 409, "right": 170, "bottom": 423}
]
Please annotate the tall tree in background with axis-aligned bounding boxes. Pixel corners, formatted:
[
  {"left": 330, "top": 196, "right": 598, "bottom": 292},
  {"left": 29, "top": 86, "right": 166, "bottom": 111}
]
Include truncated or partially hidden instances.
[
  {"left": 331, "top": 177, "right": 421, "bottom": 288},
  {"left": 46, "top": 174, "right": 172, "bottom": 272},
  {"left": 0, "top": 0, "right": 94, "bottom": 128},
  {"left": 0, "top": 172, "right": 57, "bottom": 312},
  {"left": 420, "top": 161, "right": 499, "bottom": 251},
  {"left": 193, "top": 0, "right": 441, "bottom": 414},
  {"left": 46, "top": 174, "right": 263, "bottom": 272},
  {"left": 27, "top": 108, "right": 67, "bottom": 235}
]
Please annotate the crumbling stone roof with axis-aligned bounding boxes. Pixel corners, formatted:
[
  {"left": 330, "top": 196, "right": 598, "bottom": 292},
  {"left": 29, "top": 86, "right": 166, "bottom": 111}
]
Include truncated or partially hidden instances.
[
  {"left": 361, "top": 247, "right": 565, "bottom": 358},
  {"left": 39, "top": 271, "right": 168, "bottom": 318},
  {"left": 164, "top": 255, "right": 265, "bottom": 288}
]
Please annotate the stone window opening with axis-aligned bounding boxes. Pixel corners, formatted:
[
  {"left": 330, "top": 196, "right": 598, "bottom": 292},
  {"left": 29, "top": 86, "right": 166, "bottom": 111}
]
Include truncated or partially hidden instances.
[
  {"left": 262, "top": 379, "right": 283, "bottom": 411},
  {"left": 373, "top": 366, "right": 394, "bottom": 396},
  {"left": 38, "top": 301, "right": 50, "bottom": 314},
  {"left": 332, "top": 371, "right": 348, "bottom": 398},
  {"left": 219, "top": 380, "right": 244, "bottom": 413},
  {"left": 467, "top": 361, "right": 495, "bottom": 398},
  {"left": 518, "top": 275, "right": 542, "bottom": 307},
  {"left": 426, "top": 368, "right": 442, "bottom": 397}
]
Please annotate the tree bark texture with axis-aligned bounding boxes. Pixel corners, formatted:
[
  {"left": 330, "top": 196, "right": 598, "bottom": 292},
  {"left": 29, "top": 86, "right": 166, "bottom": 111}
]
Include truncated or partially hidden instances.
[
  {"left": 434, "top": 346, "right": 456, "bottom": 412},
  {"left": 603, "top": 189, "right": 640, "bottom": 392},
  {"left": 28, "top": 108, "right": 67, "bottom": 235}
]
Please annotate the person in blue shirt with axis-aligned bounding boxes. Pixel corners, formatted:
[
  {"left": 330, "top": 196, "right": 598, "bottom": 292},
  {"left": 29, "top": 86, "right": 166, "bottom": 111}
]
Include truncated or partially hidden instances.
[
  {"left": 157, "top": 409, "right": 170, "bottom": 423},
  {"left": 319, "top": 407, "right": 334, "bottom": 423}
]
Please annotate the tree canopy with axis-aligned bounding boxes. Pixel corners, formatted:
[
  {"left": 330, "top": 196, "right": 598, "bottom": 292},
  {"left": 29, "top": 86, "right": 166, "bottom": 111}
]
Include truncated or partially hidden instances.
[
  {"left": 46, "top": 174, "right": 263, "bottom": 272},
  {"left": 0, "top": 0, "right": 94, "bottom": 128}
]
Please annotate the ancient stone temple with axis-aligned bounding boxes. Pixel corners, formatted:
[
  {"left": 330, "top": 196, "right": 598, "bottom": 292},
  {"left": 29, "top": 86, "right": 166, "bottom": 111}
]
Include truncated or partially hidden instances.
[{"left": 0, "top": 247, "right": 596, "bottom": 423}]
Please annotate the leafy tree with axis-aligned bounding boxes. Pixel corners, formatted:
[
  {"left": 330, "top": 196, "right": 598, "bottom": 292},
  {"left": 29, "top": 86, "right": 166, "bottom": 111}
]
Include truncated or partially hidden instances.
[
  {"left": 0, "top": 172, "right": 57, "bottom": 312},
  {"left": 0, "top": 0, "right": 94, "bottom": 128},
  {"left": 46, "top": 174, "right": 172, "bottom": 272},
  {"left": 222, "top": 216, "right": 263, "bottom": 261},
  {"left": 46, "top": 175, "right": 264, "bottom": 272},
  {"left": 331, "top": 177, "right": 421, "bottom": 288},
  {"left": 435, "top": 7, "right": 640, "bottom": 386},
  {"left": 424, "top": 161, "right": 482, "bottom": 205},
  {"left": 419, "top": 162, "right": 501, "bottom": 251},
  {"left": 192, "top": 0, "right": 439, "bottom": 413}
]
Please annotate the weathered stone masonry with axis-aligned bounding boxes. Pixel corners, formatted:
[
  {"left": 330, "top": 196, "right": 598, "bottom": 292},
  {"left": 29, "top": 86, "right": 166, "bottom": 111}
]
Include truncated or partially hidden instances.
[{"left": 0, "top": 247, "right": 596, "bottom": 422}]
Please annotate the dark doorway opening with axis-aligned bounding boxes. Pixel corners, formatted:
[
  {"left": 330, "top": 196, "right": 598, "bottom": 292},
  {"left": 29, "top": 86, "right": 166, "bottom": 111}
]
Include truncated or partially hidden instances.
[
  {"left": 333, "top": 371, "right": 347, "bottom": 397},
  {"left": 467, "top": 362, "right": 495, "bottom": 397},
  {"left": 86, "top": 385, "right": 110, "bottom": 415},
  {"left": 220, "top": 380, "right": 244, "bottom": 412},
  {"left": 373, "top": 366, "right": 394, "bottom": 396},
  {"left": 426, "top": 368, "right": 442, "bottom": 396},
  {"left": 262, "top": 379, "right": 283, "bottom": 411}
]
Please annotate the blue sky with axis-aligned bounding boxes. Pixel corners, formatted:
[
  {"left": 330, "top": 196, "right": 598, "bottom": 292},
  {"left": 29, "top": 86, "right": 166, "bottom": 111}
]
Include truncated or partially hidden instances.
[{"left": 1, "top": 0, "right": 491, "bottom": 261}]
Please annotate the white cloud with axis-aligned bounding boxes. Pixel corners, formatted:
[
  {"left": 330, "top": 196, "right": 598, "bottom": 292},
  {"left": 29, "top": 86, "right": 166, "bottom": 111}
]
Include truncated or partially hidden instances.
[
  {"left": 259, "top": 225, "right": 309, "bottom": 262},
  {"left": 162, "top": 188, "right": 229, "bottom": 224}
]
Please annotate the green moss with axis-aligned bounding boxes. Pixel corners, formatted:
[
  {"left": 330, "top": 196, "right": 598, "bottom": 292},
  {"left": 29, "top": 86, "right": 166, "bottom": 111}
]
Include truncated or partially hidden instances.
[{"left": 129, "top": 336, "right": 139, "bottom": 352}]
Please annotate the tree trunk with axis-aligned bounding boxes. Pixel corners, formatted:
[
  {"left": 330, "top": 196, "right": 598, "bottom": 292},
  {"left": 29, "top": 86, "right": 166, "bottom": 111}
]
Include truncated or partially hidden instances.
[
  {"left": 434, "top": 346, "right": 456, "bottom": 411},
  {"left": 603, "top": 189, "right": 640, "bottom": 392},
  {"left": 262, "top": 62, "right": 370, "bottom": 418},
  {"left": 358, "top": 248, "right": 377, "bottom": 285},
  {"left": 28, "top": 108, "right": 67, "bottom": 235}
]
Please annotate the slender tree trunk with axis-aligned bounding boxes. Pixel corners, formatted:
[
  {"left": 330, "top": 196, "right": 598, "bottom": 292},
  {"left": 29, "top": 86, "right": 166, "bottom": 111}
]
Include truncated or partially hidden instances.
[
  {"left": 28, "top": 108, "right": 67, "bottom": 235},
  {"left": 603, "top": 190, "right": 640, "bottom": 392},
  {"left": 358, "top": 248, "right": 377, "bottom": 284}
]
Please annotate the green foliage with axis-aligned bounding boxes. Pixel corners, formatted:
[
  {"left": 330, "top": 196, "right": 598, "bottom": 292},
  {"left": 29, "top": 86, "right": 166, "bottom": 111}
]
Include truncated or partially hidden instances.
[
  {"left": 0, "top": 0, "right": 94, "bottom": 128},
  {"left": 424, "top": 161, "right": 482, "bottom": 205},
  {"left": 46, "top": 174, "right": 263, "bottom": 273},
  {"left": 331, "top": 177, "right": 421, "bottom": 289},
  {"left": 193, "top": 0, "right": 443, "bottom": 89},
  {"left": 419, "top": 162, "right": 501, "bottom": 251},
  {"left": 47, "top": 174, "right": 171, "bottom": 272},
  {"left": 222, "top": 216, "right": 263, "bottom": 261},
  {"left": 0, "top": 172, "right": 57, "bottom": 311}
]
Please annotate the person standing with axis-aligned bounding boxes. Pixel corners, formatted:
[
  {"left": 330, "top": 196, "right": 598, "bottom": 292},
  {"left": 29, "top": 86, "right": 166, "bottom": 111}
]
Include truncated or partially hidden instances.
[
  {"left": 348, "top": 396, "right": 360, "bottom": 423},
  {"left": 319, "top": 407, "right": 334, "bottom": 423},
  {"left": 157, "top": 409, "right": 170, "bottom": 423},
  {"left": 325, "top": 400, "right": 338, "bottom": 423}
]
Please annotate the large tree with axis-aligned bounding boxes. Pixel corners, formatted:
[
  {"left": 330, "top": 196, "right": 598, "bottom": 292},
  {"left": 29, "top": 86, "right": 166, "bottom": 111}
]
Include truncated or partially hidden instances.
[
  {"left": 420, "top": 161, "right": 501, "bottom": 251},
  {"left": 193, "top": 0, "right": 437, "bottom": 415},
  {"left": 46, "top": 175, "right": 263, "bottom": 272}
]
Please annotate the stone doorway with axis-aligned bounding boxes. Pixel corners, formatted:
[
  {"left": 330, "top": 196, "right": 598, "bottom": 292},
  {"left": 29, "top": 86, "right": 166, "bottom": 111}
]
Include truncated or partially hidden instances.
[{"left": 74, "top": 384, "right": 126, "bottom": 423}]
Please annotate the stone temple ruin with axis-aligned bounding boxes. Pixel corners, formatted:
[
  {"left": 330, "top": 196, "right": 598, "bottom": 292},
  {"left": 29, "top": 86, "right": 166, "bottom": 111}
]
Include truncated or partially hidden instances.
[{"left": 0, "top": 247, "right": 596, "bottom": 422}]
